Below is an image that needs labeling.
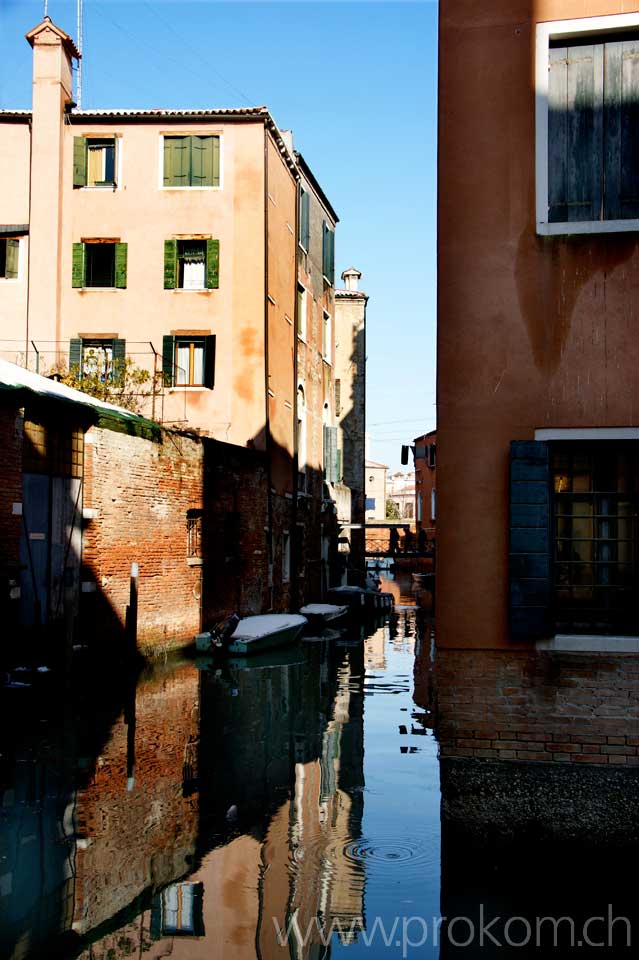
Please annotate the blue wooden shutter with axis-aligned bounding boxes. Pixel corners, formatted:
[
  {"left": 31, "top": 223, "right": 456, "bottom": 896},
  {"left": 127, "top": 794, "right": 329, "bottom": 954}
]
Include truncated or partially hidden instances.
[
  {"left": 509, "top": 441, "right": 552, "bottom": 641},
  {"left": 162, "top": 335, "right": 175, "bottom": 386},
  {"left": 604, "top": 38, "right": 639, "bottom": 220},
  {"left": 548, "top": 43, "right": 604, "bottom": 223},
  {"left": 299, "top": 189, "right": 310, "bottom": 250},
  {"left": 203, "top": 335, "right": 216, "bottom": 389},
  {"left": 322, "top": 221, "right": 330, "bottom": 279}
]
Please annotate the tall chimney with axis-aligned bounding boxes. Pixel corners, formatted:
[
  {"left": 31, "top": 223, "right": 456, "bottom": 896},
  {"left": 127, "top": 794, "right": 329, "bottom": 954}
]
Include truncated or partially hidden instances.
[
  {"left": 341, "top": 267, "right": 362, "bottom": 292},
  {"left": 25, "top": 18, "right": 80, "bottom": 351}
]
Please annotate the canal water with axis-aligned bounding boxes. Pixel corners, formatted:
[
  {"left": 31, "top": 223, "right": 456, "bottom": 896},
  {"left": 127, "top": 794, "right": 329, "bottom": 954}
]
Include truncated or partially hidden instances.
[{"left": 3, "top": 573, "right": 639, "bottom": 958}]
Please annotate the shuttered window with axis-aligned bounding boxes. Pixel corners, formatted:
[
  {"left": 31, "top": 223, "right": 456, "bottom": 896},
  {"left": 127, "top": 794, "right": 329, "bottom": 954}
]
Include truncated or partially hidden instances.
[
  {"left": 73, "top": 137, "right": 117, "bottom": 188},
  {"left": 299, "top": 188, "right": 310, "bottom": 250},
  {"left": 322, "top": 221, "right": 335, "bottom": 284},
  {"left": 323, "top": 425, "right": 339, "bottom": 483},
  {"left": 163, "top": 136, "right": 220, "bottom": 187},
  {"left": 0, "top": 238, "right": 19, "bottom": 279},
  {"left": 162, "top": 334, "right": 216, "bottom": 388},
  {"left": 72, "top": 242, "right": 127, "bottom": 288},
  {"left": 68, "top": 337, "right": 126, "bottom": 381},
  {"left": 548, "top": 34, "right": 639, "bottom": 223},
  {"left": 164, "top": 238, "right": 220, "bottom": 290}
]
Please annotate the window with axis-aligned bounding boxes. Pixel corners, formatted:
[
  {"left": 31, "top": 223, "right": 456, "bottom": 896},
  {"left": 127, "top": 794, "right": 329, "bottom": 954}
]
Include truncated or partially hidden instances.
[
  {"left": 282, "top": 531, "right": 291, "bottom": 584},
  {"left": 163, "top": 135, "right": 220, "bottom": 187},
  {"left": 72, "top": 242, "right": 127, "bottom": 289},
  {"left": 299, "top": 188, "right": 310, "bottom": 251},
  {"left": 431, "top": 489, "right": 436, "bottom": 521},
  {"left": 162, "top": 334, "right": 216, "bottom": 388},
  {"left": 323, "top": 424, "right": 338, "bottom": 483},
  {"left": 68, "top": 338, "right": 125, "bottom": 382},
  {"left": 509, "top": 439, "right": 639, "bottom": 641},
  {"left": 73, "top": 136, "right": 117, "bottom": 188},
  {"left": 322, "top": 311, "right": 332, "bottom": 362},
  {"left": 297, "top": 283, "right": 307, "bottom": 339},
  {"left": 151, "top": 883, "right": 204, "bottom": 938},
  {"left": 297, "top": 384, "right": 307, "bottom": 489},
  {"left": 428, "top": 444, "right": 436, "bottom": 468},
  {"left": 552, "top": 444, "right": 639, "bottom": 634},
  {"left": 536, "top": 14, "right": 639, "bottom": 234},
  {"left": 0, "top": 238, "right": 19, "bottom": 279},
  {"left": 322, "top": 221, "right": 335, "bottom": 284},
  {"left": 164, "top": 238, "right": 219, "bottom": 290},
  {"left": 187, "top": 509, "right": 203, "bottom": 560}
]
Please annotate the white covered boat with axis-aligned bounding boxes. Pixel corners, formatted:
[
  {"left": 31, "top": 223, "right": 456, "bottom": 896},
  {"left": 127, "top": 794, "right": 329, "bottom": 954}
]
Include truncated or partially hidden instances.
[
  {"left": 299, "top": 603, "right": 349, "bottom": 626},
  {"left": 227, "top": 614, "right": 308, "bottom": 656}
]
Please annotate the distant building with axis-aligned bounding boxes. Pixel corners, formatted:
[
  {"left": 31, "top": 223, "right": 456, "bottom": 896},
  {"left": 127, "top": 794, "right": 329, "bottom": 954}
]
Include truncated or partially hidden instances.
[
  {"left": 413, "top": 430, "right": 436, "bottom": 538},
  {"left": 387, "top": 472, "right": 416, "bottom": 521},
  {"left": 335, "top": 268, "right": 367, "bottom": 582},
  {"left": 365, "top": 460, "right": 388, "bottom": 521}
]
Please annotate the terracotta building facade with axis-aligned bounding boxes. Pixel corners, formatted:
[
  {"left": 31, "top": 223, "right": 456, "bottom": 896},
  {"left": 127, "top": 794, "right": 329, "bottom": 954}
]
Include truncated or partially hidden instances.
[{"left": 438, "top": 0, "right": 639, "bottom": 651}]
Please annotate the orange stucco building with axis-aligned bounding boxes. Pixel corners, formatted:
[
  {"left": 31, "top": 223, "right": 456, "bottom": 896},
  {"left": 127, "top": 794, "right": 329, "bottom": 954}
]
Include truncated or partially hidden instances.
[
  {"left": 438, "top": 1, "right": 639, "bottom": 650},
  {"left": 0, "top": 17, "right": 363, "bottom": 609}
]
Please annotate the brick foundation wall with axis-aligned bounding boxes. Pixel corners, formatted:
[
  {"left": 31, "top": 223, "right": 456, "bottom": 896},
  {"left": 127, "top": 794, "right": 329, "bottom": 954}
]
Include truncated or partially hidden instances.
[{"left": 436, "top": 649, "right": 639, "bottom": 766}]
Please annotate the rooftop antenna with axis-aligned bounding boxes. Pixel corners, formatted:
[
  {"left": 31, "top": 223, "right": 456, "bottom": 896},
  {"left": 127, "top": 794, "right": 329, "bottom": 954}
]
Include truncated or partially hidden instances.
[
  {"left": 43, "top": 0, "right": 48, "bottom": 16},
  {"left": 76, "top": 0, "right": 83, "bottom": 108}
]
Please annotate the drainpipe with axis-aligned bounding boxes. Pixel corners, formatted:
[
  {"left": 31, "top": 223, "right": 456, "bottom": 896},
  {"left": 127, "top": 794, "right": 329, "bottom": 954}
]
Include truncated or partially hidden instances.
[
  {"left": 25, "top": 117, "right": 33, "bottom": 366},
  {"left": 264, "top": 125, "right": 274, "bottom": 611},
  {"left": 291, "top": 172, "right": 300, "bottom": 609}
]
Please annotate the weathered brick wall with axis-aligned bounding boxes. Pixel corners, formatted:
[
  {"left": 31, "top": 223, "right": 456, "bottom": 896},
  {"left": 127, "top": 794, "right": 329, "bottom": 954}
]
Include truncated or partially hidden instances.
[
  {"left": 71, "top": 661, "right": 200, "bottom": 935},
  {"left": 0, "top": 404, "right": 23, "bottom": 624},
  {"left": 82, "top": 424, "right": 271, "bottom": 653},
  {"left": 436, "top": 649, "right": 639, "bottom": 766}
]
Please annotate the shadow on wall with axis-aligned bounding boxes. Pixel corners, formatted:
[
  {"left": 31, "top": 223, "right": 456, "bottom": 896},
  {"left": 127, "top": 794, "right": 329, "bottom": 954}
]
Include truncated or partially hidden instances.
[{"left": 338, "top": 324, "right": 365, "bottom": 585}]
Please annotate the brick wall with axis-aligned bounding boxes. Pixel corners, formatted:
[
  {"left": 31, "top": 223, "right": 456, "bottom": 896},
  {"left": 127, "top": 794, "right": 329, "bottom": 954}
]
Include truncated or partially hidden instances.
[
  {"left": 82, "top": 423, "right": 270, "bottom": 654},
  {"left": 436, "top": 649, "right": 639, "bottom": 766}
]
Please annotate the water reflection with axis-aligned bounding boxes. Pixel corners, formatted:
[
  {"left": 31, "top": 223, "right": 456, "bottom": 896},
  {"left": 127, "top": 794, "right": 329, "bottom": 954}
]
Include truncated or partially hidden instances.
[{"left": 0, "top": 612, "right": 439, "bottom": 959}]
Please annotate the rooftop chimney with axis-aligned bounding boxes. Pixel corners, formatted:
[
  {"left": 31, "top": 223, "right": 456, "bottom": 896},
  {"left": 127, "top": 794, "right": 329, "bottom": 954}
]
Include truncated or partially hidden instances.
[{"left": 342, "top": 267, "right": 362, "bottom": 292}]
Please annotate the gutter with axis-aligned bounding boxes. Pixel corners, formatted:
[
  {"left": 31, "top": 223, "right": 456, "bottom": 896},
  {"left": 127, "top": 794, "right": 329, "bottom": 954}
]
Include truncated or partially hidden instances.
[{"left": 263, "top": 122, "right": 274, "bottom": 611}]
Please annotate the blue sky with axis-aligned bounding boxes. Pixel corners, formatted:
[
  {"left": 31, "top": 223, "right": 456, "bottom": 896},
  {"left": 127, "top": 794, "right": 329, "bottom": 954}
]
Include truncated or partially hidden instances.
[{"left": 0, "top": 0, "right": 437, "bottom": 472}]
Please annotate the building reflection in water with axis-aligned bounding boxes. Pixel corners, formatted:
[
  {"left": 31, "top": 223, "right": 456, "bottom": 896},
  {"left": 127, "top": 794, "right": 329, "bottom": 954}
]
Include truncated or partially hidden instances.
[
  {"left": 435, "top": 648, "right": 639, "bottom": 957},
  {"left": 0, "top": 634, "right": 368, "bottom": 960}
]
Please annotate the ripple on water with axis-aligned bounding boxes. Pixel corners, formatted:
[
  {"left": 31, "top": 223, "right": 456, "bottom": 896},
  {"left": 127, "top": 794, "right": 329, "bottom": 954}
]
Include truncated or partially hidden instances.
[{"left": 289, "top": 832, "right": 438, "bottom": 887}]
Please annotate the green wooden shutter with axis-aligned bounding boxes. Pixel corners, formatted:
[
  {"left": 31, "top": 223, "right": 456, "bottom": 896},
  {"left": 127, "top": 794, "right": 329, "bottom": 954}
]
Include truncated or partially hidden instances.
[
  {"left": 329, "top": 228, "right": 335, "bottom": 284},
  {"left": 112, "top": 338, "right": 126, "bottom": 381},
  {"left": 322, "top": 221, "right": 329, "bottom": 278},
  {"left": 509, "top": 441, "right": 552, "bottom": 641},
  {"left": 162, "top": 335, "right": 175, "bottom": 386},
  {"left": 191, "top": 136, "right": 214, "bottom": 186},
  {"left": 212, "top": 136, "right": 221, "bottom": 187},
  {"left": 299, "top": 189, "right": 310, "bottom": 249},
  {"left": 164, "top": 239, "right": 177, "bottom": 289},
  {"left": 548, "top": 43, "right": 604, "bottom": 223},
  {"left": 603, "top": 38, "right": 639, "bottom": 220},
  {"left": 114, "top": 243, "right": 127, "bottom": 288},
  {"left": 336, "top": 447, "right": 342, "bottom": 484},
  {"left": 72, "top": 243, "right": 85, "bottom": 287},
  {"left": 5, "top": 239, "right": 19, "bottom": 279},
  {"left": 69, "top": 338, "right": 82, "bottom": 376},
  {"left": 323, "top": 425, "right": 338, "bottom": 483},
  {"left": 203, "top": 335, "right": 216, "bottom": 389},
  {"left": 206, "top": 239, "right": 220, "bottom": 289},
  {"left": 73, "top": 137, "right": 87, "bottom": 187},
  {"left": 163, "top": 136, "right": 190, "bottom": 186}
]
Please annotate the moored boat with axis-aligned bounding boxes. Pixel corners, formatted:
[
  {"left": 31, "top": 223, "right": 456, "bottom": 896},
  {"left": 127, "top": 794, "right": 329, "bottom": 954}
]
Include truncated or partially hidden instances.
[
  {"left": 299, "top": 603, "right": 349, "bottom": 627},
  {"left": 195, "top": 613, "right": 307, "bottom": 656}
]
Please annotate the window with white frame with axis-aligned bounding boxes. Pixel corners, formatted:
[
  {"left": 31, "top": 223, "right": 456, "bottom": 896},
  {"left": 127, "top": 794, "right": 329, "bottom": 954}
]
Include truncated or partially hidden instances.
[{"left": 537, "top": 14, "right": 639, "bottom": 234}]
